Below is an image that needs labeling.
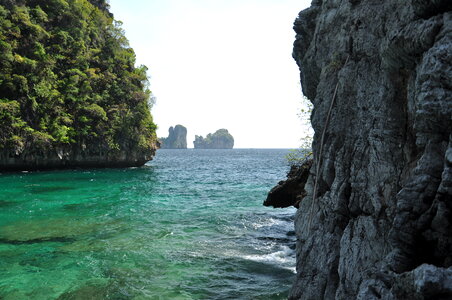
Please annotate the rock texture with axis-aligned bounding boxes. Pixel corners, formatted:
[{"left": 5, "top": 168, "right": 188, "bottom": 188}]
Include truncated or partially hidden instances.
[
  {"left": 159, "top": 125, "right": 188, "bottom": 149},
  {"left": 265, "top": 159, "right": 312, "bottom": 208},
  {"left": 193, "top": 129, "right": 234, "bottom": 149},
  {"left": 0, "top": 145, "right": 155, "bottom": 171},
  {"left": 289, "top": 0, "right": 452, "bottom": 299}
]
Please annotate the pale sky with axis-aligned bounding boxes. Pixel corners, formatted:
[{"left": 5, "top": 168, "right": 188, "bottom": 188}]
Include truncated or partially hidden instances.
[{"left": 109, "top": 0, "right": 312, "bottom": 148}]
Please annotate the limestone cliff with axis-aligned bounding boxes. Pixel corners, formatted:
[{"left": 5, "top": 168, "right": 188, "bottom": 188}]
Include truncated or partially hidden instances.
[
  {"left": 0, "top": 146, "right": 156, "bottom": 171},
  {"left": 287, "top": 0, "right": 451, "bottom": 299},
  {"left": 193, "top": 129, "right": 234, "bottom": 149},
  {"left": 159, "top": 125, "right": 188, "bottom": 149}
]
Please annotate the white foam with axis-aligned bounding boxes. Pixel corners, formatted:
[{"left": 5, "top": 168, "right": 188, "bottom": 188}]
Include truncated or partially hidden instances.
[
  {"left": 242, "top": 246, "right": 296, "bottom": 273},
  {"left": 250, "top": 217, "right": 287, "bottom": 229}
]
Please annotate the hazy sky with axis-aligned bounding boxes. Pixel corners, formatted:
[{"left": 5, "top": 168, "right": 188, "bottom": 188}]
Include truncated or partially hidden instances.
[{"left": 109, "top": 0, "right": 312, "bottom": 148}]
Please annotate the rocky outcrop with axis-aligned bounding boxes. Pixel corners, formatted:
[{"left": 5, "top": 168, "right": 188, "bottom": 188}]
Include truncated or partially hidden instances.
[
  {"left": 264, "top": 159, "right": 312, "bottom": 209},
  {"left": 159, "top": 125, "right": 187, "bottom": 149},
  {"left": 0, "top": 145, "right": 156, "bottom": 171},
  {"left": 193, "top": 129, "right": 234, "bottom": 149},
  {"left": 287, "top": 0, "right": 452, "bottom": 299}
]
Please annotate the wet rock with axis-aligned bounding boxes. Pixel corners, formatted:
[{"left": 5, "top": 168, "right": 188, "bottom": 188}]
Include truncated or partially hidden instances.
[
  {"left": 0, "top": 146, "right": 156, "bottom": 171},
  {"left": 264, "top": 159, "right": 312, "bottom": 208}
]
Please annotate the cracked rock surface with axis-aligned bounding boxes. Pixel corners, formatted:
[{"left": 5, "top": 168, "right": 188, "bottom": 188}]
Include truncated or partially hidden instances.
[{"left": 290, "top": 0, "right": 451, "bottom": 299}]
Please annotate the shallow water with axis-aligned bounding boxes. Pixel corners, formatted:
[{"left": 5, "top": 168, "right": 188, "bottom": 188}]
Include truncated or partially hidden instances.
[{"left": 0, "top": 149, "right": 296, "bottom": 299}]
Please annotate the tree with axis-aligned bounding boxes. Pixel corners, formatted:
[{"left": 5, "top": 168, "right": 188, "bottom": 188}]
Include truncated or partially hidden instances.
[{"left": 0, "top": 0, "right": 157, "bottom": 163}]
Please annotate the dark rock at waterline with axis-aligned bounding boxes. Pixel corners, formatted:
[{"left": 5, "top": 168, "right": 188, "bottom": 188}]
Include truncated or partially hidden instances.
[
  {"left": 264, "top": 159, "right": 312, "bottom": 208},
  {"left": 285, "top": 1, "right": 452, "bottom": 299},
  {"left": 256, "top": 236, "right": 295, "bottom": 244},
  {"left": 159, "top": 125, "right": 188, "bottom": 149},
  {"left": 0, "top": 147, "right": 156, "bottom": 171}
]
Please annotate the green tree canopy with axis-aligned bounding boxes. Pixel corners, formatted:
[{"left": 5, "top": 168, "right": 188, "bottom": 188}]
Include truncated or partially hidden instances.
[{"left": 0, "top": 0, "right": 157, "bottom": 159}]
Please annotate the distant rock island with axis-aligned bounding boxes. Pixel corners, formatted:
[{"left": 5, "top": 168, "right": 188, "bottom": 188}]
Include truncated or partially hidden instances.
[
  {"left": 193, "top": 129, "right": 234, "bottom": 149},
  {"left": 159, "top": 125, "right": 187, "bottom": 149}
]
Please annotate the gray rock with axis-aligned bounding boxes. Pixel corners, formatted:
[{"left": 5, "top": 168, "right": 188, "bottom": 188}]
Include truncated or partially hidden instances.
[
  {"left": 0, "top": 146, "right": 155, "bottom": 171},
  {"left": 264, "top": 159, "right": 313, "bottom": 208},
  {"left": 193, "top": 129, "right": 234, "bottom": 149},
  {"left": 159, "top": 125, "right": 187, "bottom": 149},
  {"left": 287, "top": 0, "right": 452, "bottom": 299}
]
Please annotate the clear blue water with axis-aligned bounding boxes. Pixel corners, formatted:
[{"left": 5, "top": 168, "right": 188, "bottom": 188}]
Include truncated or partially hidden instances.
[{"left": 0, "top": 149, "right": 296, "bottom": 299}]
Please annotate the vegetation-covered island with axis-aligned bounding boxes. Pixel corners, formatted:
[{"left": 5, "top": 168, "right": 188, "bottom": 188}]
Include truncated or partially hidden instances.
[
  {"left": 193, "top": 129, "right": 234, "bottom": 149},
  {"left": 159, "top": 125, "right": 187, "bottom": 149},
  {"left": 0, "top": 0, "right": 158, "bottom": 170}
]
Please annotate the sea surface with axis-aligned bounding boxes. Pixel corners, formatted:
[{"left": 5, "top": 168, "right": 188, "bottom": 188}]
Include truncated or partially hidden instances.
[{"left": 0, "top": 149, "right": 296, "bottom": 299}]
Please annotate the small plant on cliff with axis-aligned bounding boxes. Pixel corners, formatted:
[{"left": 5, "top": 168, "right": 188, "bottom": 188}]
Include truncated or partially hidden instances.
[{"left": 286, "top": 95, "right": 313, "bottom": 166}]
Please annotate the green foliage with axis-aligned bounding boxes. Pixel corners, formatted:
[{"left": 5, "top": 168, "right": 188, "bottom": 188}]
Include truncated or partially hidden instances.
[
  {"left": 286, "top": 95, "right": 314, "bottom": 166},
  {"left": 0, "top": 0, "right": 157, "bottom": 155},
  {"left": 285, "top": 148, "right": 312, "bottom": 166}
]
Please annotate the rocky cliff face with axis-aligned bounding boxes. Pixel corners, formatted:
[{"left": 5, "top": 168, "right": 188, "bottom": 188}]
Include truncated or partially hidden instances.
[
  {"left": 289, "top": 0, "right": 451, "bottom": 299},
  {"left": 0, "top": 146, "right": 156, "bottom": 171},
  {"left": 160, "top": 125, "right": 188, "bottom": 149},
  {"left": 193, "top": 129, "right": 234, "bottom": 149}
]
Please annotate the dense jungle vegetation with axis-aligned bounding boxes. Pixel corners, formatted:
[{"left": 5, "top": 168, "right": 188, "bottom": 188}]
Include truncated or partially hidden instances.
[{"left": 0, "top": 0, "right": 157, "bottom": 157}]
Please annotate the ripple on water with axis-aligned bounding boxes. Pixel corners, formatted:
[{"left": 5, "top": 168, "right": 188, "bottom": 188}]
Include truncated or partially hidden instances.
[{"left": 0, "top": 149, "right": 295, "bottom": 299}]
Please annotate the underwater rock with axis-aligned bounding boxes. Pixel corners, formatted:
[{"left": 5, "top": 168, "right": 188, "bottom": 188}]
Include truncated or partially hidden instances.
[
  {"left": 0, "top": 218, "right": 106, "bottom": 244},
  {"left": 57, "top": 280, "right": 111, "bottom": 300}
]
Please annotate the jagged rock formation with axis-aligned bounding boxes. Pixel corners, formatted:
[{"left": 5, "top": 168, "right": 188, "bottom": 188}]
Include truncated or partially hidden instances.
[
  {"left": 265, "top": 159, "right": 312, "bottom": 209},
  {"left": 159, "top": 125, "right": 187, "bottom": 149},
  {"left": 287, "top": 0, "right": 452, "bottom": 299},
  {"left": 193, "top": 129, "right": 234, "bottom": 149}
]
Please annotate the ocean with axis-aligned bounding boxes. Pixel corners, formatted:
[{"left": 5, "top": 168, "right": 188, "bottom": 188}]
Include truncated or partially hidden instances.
[{"left": 0, "top": 149, "right": 296, "bottom": 299}]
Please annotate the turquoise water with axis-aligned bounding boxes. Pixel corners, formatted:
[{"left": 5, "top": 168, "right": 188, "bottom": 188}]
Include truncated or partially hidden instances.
[{"left": 0, "top": 149, "right": 296, "bottom": 299}]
